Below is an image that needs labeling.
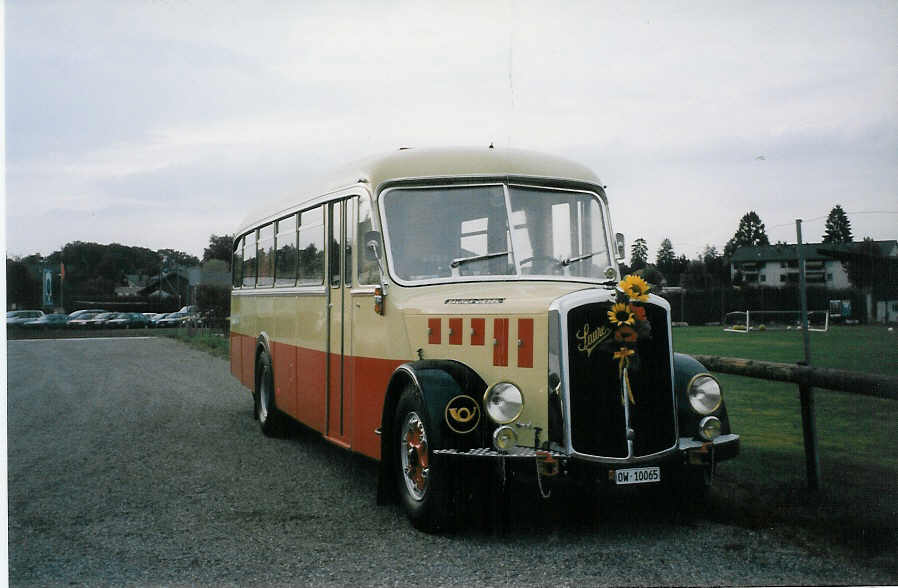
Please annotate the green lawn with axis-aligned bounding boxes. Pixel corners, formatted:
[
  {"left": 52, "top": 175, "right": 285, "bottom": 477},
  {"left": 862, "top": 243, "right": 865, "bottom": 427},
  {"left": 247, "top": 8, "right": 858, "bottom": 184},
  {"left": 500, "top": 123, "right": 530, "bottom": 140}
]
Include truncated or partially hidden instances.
[
  {"left": 161, "top": 329, "right": 230, "bottom": 360},
  {"left": 674, "top": 325, "right": 897, "bottom": 553}
]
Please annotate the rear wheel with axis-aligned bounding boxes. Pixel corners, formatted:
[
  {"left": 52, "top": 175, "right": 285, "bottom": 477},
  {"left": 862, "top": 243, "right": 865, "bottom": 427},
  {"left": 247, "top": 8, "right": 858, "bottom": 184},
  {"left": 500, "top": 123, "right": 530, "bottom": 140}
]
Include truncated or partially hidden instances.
[
  {"left": 255, "top": 351, "right": 287, "bottom": 437},
  {"left": 394, "top": 385, "right": 449, "bottom": 532}
]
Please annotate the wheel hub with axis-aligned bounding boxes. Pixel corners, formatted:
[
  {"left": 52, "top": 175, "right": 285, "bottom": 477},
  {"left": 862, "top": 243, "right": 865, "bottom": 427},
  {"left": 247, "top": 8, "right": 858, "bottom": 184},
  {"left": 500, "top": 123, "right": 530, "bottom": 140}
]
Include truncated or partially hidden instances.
[{"left": 400, "top": 413, "right": 429, "bottom": 500}]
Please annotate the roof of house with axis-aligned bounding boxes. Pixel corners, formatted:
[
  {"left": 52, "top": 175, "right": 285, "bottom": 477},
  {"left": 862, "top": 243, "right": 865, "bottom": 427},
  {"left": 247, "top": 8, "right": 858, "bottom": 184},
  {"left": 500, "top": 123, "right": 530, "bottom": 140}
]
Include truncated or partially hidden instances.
[{"left": 731, "top": 240, "right": 898, "bottom": 263}]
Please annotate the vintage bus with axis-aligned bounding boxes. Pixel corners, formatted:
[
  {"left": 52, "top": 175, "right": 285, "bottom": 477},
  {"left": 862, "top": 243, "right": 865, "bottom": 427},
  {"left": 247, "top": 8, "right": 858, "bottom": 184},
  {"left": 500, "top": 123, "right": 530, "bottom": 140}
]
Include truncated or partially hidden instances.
[{"left": 229, "top": 147, "right": 739, "bottom": 530}]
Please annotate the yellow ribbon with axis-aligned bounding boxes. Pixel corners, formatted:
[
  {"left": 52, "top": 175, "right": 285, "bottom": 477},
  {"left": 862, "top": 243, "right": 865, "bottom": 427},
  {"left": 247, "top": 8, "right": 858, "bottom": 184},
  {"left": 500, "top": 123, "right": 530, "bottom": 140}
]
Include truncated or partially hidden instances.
[{"left": 613, "top": 347, "right": 636, "bottom": 405}]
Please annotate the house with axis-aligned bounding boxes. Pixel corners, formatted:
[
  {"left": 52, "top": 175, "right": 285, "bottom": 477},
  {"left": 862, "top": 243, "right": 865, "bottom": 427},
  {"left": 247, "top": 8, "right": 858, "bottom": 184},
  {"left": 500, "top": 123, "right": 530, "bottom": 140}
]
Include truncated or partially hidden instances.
[
  {"left": 730, "top": 241, "right": 898, "bottom": 289},
  {"left": 730, "top": 240, "right": 898, "bottom": 323}
]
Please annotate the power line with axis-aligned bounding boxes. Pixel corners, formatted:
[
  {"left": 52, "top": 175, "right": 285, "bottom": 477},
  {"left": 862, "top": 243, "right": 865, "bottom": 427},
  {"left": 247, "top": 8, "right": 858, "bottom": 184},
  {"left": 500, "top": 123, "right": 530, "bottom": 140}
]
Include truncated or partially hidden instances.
[{"left": 768, "top": 210, "right": 898, "bottom": 229}]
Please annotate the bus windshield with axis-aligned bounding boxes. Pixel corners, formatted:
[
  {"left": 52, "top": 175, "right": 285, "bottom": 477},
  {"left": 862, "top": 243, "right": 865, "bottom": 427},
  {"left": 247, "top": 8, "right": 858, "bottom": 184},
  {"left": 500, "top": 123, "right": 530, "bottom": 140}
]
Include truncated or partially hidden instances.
[{"left": 382, "top": 184, "right": 613, "bottom": 283}]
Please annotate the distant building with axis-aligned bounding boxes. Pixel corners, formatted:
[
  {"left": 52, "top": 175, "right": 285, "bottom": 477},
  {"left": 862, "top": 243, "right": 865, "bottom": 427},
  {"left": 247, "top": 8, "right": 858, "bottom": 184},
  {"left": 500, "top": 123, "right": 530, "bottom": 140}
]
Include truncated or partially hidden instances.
[
  {"left": 138, "top": 265, "right": 231, "bottom": 304},
  {"left": 729, "top": 240, "right": 898, "bottom": 289}
]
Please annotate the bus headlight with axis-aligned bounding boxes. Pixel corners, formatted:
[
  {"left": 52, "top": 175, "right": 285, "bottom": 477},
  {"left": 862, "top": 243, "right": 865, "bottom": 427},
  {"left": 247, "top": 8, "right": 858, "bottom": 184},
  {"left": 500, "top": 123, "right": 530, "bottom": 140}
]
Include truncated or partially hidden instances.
[
  {"left": 688, "top": 374, "right": 722, "bottom": 415},
  {"left": 699, "top": 416, "right": 722, "bottom": 440},
  {"left": 484, "top": 382, "right": 524, "bottom": 424}
]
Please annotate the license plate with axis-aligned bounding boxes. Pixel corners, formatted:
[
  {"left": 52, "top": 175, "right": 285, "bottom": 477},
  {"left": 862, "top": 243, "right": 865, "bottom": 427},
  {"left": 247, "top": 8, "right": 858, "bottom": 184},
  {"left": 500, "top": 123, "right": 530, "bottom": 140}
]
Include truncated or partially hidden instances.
[{"left": 614, "top": 466, "right": 661, "bottom": 485}]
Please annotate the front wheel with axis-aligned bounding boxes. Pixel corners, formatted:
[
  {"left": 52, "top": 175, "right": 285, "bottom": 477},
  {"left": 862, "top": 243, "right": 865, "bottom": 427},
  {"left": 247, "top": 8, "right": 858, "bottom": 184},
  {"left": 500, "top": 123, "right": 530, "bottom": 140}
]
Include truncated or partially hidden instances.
[{"left": 394, "top": 386, "right": 449, "bottom": 532}]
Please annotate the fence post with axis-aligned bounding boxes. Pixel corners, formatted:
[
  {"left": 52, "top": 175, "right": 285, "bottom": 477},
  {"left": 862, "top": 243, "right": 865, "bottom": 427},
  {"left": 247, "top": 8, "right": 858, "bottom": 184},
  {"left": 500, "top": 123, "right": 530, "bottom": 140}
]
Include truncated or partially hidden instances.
[
  {"left": 796, "top": 219, "right": 821, "bottom": 492},
  {"left": 797, "top": 365, "right": 821, "bottom": 492}
]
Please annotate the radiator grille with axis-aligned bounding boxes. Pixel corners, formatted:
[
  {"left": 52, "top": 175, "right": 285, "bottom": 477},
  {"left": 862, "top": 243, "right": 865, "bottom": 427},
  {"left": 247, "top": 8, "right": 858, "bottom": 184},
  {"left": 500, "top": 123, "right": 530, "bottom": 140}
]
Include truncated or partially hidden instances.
[{"left": 566, "top": 301, "right": 676, "bottom": 458}]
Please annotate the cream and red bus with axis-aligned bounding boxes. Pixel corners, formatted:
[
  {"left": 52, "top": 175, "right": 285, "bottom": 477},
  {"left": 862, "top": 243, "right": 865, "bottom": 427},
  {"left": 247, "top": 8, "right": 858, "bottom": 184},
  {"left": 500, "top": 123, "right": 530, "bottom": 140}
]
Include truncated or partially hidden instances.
[{"left": 229, "top": 147, "right": 739, "bottom": 530}]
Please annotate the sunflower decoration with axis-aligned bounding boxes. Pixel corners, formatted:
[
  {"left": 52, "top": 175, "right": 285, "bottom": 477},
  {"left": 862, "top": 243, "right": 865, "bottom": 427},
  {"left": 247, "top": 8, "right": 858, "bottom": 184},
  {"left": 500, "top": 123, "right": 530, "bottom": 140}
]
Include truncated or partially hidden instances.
[
  {"left": 599, "top": 274, "right": 654, "bottom": 405},
  {"left": 607, "top": 303, "right": 635, "bottom": 326},
  {"left": 620, "top": 274, "right": 650, "bottom": 302}
]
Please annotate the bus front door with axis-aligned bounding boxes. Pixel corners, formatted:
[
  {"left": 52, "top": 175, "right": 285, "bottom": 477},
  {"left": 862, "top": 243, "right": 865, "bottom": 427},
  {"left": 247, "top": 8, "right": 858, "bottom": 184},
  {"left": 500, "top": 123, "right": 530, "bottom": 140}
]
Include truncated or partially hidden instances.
[{"left": 326, "top": 199, "right": 353, "bottom": 447}]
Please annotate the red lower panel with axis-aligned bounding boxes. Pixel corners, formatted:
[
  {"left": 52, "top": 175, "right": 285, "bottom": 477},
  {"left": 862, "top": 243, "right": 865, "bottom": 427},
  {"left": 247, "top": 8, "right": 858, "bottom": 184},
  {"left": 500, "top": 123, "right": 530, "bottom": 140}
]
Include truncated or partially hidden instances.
[
  {"left": 241, "top": 335, "right": 255, "bottom": 389},
  {"left": 229, "top": 332, "right": 404, "bottom": 461},
  {"left": 328, "top": 353, "right": 348, "bottom": 443},
  {"left": 296, "top": 346, "right": 327, "bottom": 433},
  {"left": 230, "top": 332, "right": 243, "bottom": 383},
  {"left": 351, "top": 356, "right": 405, "bottom": 460},
  {"left": 271, "top": 340, "right": 297, "bottom": 418}
]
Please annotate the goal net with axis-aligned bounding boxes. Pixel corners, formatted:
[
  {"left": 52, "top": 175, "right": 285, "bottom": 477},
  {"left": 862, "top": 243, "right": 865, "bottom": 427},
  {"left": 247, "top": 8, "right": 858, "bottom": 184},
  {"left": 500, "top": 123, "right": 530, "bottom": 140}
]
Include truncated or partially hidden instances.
[{"left": 724, "top": 310, "right": 829, "bottom": 333}]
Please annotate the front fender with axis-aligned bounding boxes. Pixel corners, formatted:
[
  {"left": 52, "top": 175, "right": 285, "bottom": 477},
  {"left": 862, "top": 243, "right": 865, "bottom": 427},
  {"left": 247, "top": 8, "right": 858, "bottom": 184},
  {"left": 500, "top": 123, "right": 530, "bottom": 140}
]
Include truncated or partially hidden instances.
[
  {"left": 673, "top": 353, "right": 732, "bottom": 438},
  {"left": 377, "top": 360, "right": 487, "bottom": 505}
]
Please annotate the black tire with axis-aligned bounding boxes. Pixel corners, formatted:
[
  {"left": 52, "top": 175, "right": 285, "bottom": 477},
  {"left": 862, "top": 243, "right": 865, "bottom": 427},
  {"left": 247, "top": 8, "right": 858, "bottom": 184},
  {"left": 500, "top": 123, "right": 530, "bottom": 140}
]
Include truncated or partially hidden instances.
[
  {"left": 394, "top": 385, "right": 450, "bottom": 532},
  {"left": 255, "top": 352, "right": 287, "bottom": 437}
]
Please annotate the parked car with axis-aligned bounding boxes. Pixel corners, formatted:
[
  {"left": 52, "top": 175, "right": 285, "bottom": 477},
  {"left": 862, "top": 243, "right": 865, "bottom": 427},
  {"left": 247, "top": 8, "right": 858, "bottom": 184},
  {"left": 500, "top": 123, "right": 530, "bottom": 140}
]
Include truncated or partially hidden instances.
[
  {"left": 23, "top": 313, "right": 69, "bottom": 329},
  {"left": 66, "top": 310, "right": 107, "bottom": 328},
  {"left": 66, "top": 309, "right": 108, "bottom": 320},
  {"left": 155, "top": 312, "right": 190, "bottom": 328},
  {"left": 105, "top": 312, "right": 150, "bottom": 329},
  {"left": 148, "top": 313, "right": 170, "bottom": 327},
  {"left": 83, "top": 312, "right": 119, "bottom": 328},
  {"left": 6, "top": 310, "right": 46, "bottom": 327}
]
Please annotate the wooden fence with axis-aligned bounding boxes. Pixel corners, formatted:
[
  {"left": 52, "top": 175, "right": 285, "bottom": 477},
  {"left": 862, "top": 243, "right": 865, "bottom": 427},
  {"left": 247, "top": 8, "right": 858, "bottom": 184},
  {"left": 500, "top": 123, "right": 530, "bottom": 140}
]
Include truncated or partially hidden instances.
[{"left": 693, "top": 355, "right": 898, "bottom": 491}]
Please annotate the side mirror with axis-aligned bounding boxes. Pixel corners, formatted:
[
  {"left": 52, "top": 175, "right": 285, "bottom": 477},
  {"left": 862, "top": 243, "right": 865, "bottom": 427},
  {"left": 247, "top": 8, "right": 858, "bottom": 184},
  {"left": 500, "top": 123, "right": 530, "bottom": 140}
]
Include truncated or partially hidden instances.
[
  {"left": 364, "top": 231, "right": 382, "bottom": 262},
  {"left": 615, "top": 233, "right": 626, "bottom": 261}
]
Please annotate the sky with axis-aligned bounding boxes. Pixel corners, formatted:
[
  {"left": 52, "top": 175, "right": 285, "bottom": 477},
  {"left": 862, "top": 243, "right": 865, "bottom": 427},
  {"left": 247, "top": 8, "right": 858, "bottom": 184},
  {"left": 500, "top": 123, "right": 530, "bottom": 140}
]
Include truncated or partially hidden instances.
[{"left": 4, "top": 0, "right": 897, "bottom": 265}]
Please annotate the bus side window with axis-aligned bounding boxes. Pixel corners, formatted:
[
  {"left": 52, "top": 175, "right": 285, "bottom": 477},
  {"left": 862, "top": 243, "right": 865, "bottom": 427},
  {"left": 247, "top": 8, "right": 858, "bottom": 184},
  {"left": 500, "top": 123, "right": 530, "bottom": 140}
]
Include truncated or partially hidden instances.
[
  {"left": 232, "top": 235, "right": 244, "bottom": 288},
  {"left": 242, "top": 230, "right": 257, "bottom": 288},
  {"left": 257, "top": 223, "right": 275, "bottom": 287},
  {"left": 357, "top": 197, "right": 379, "bottom": 285},
  {"left": 329, "top": 201, "right": 342, "bottom": 288},
  {"left": 298, "top": 206, "right": 325, "bottom": 285},
  {"left": 344, "top": 199, "right": 353, "bottom": 287},
  {"left": 275, "top": 214, "right": 298, "bottom": 286}
]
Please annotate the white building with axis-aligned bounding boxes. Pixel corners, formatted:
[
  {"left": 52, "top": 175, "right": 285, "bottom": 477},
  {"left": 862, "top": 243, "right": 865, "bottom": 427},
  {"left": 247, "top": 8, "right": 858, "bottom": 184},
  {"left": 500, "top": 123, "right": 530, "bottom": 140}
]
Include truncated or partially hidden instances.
[{"left": 730, "top": 241, "right": 897, "bottom": 289}]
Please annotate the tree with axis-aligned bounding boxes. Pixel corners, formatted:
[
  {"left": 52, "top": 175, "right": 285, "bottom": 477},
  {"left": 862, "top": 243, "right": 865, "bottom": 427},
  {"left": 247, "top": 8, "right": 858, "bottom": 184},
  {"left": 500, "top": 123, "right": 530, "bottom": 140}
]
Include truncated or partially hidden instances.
[
  {"left": 6, "top": 258, "right": 41, "bottom": 308},
  {"left": 157, "top": 249, "right": 200, "bottom": 268},
  {"left": 203, "top": 234, "right": 234, "bottom": 268},
  {"left": 724, "top": 211, "right": 770, "bottom": 257},
  {"left": 655, "top": 238, "right": 675, "bottom": 273},
  {"left": 701, "top": 244, "right": 728, "bottom": 283},
  {"left": 630, "top": 238, "right": 648, "bottom": 271},
  {"left": 822, "top": 204, "right": 853, "bottom": 244}
]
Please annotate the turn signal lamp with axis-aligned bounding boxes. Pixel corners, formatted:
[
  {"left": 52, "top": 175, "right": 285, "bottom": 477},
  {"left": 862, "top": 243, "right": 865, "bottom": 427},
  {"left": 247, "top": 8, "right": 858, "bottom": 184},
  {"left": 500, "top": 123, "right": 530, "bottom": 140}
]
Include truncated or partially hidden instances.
[
  {"left": 374, "top": 287, "right": 384, "bottom": 315},
  {"left": 493, "top": 425, "right": 517, "bottom": 451},
  {"left": 699, "top": 416, "right": 722, "bottom": 441}
]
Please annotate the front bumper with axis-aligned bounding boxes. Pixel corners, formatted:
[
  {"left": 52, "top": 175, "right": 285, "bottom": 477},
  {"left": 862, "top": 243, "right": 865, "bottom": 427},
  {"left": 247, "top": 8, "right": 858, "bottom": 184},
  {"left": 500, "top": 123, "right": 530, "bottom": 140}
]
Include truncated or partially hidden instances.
[{"left": 434, "top": 433, "right": 740, "bottom": 465}]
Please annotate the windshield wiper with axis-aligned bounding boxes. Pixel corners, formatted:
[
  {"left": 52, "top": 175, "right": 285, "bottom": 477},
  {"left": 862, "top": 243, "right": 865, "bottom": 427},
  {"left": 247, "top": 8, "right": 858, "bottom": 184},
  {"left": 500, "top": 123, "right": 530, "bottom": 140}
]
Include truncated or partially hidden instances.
[
  {"left": 561, "top": 250, "right": 603, "bottom": 267},
  {"left": 451, "top": 250, "right": 509, "bottom": 268}
]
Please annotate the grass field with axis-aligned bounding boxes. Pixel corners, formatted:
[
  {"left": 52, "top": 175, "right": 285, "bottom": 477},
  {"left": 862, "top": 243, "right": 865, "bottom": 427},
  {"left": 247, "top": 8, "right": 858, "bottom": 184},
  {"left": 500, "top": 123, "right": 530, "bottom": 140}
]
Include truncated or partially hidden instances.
[
  {"left": 160, "top": 329, "right": 230, "bottom": 359},
  {"left": 673, "top": 325, "right": 897, "bottom": 557}
]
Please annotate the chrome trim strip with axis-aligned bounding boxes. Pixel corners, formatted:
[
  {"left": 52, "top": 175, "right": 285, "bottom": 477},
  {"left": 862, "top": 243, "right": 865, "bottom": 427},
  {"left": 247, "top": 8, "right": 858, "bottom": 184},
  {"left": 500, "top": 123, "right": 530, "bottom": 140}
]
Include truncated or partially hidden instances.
[
  {"left": 434, "top": 446, "right": 565, "bottom": 459},
  {"left": 232, "top": 287, "right": 327, "bottom": 297}
]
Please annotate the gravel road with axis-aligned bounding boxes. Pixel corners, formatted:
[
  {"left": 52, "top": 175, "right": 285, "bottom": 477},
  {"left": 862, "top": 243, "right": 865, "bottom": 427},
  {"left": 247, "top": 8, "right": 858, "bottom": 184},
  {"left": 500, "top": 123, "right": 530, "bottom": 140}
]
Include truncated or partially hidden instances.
[{"left": 7, "top": 337, "right": 894, "bottom": 585}]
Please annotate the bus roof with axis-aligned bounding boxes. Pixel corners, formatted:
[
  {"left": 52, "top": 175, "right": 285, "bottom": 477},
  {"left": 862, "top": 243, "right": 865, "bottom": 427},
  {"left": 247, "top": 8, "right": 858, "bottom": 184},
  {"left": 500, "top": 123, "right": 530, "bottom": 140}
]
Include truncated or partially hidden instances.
[{"left": 237, "top": 146, "right": 604, "bottom": 234}]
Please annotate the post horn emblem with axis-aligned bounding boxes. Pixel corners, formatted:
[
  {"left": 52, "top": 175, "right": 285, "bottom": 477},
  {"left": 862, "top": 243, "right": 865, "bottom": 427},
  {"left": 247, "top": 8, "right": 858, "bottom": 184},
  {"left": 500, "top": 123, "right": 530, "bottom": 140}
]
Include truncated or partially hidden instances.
[{"left": 445, "top": 394, "right": 481, "bottom": 434}]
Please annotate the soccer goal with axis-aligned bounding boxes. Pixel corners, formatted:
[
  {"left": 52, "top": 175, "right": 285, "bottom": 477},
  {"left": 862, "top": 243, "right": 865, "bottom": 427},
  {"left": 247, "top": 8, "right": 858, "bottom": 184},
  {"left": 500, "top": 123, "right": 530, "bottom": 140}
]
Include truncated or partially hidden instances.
[{"left": 724, "top": 310, "right": 829, "bottom": 333}]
